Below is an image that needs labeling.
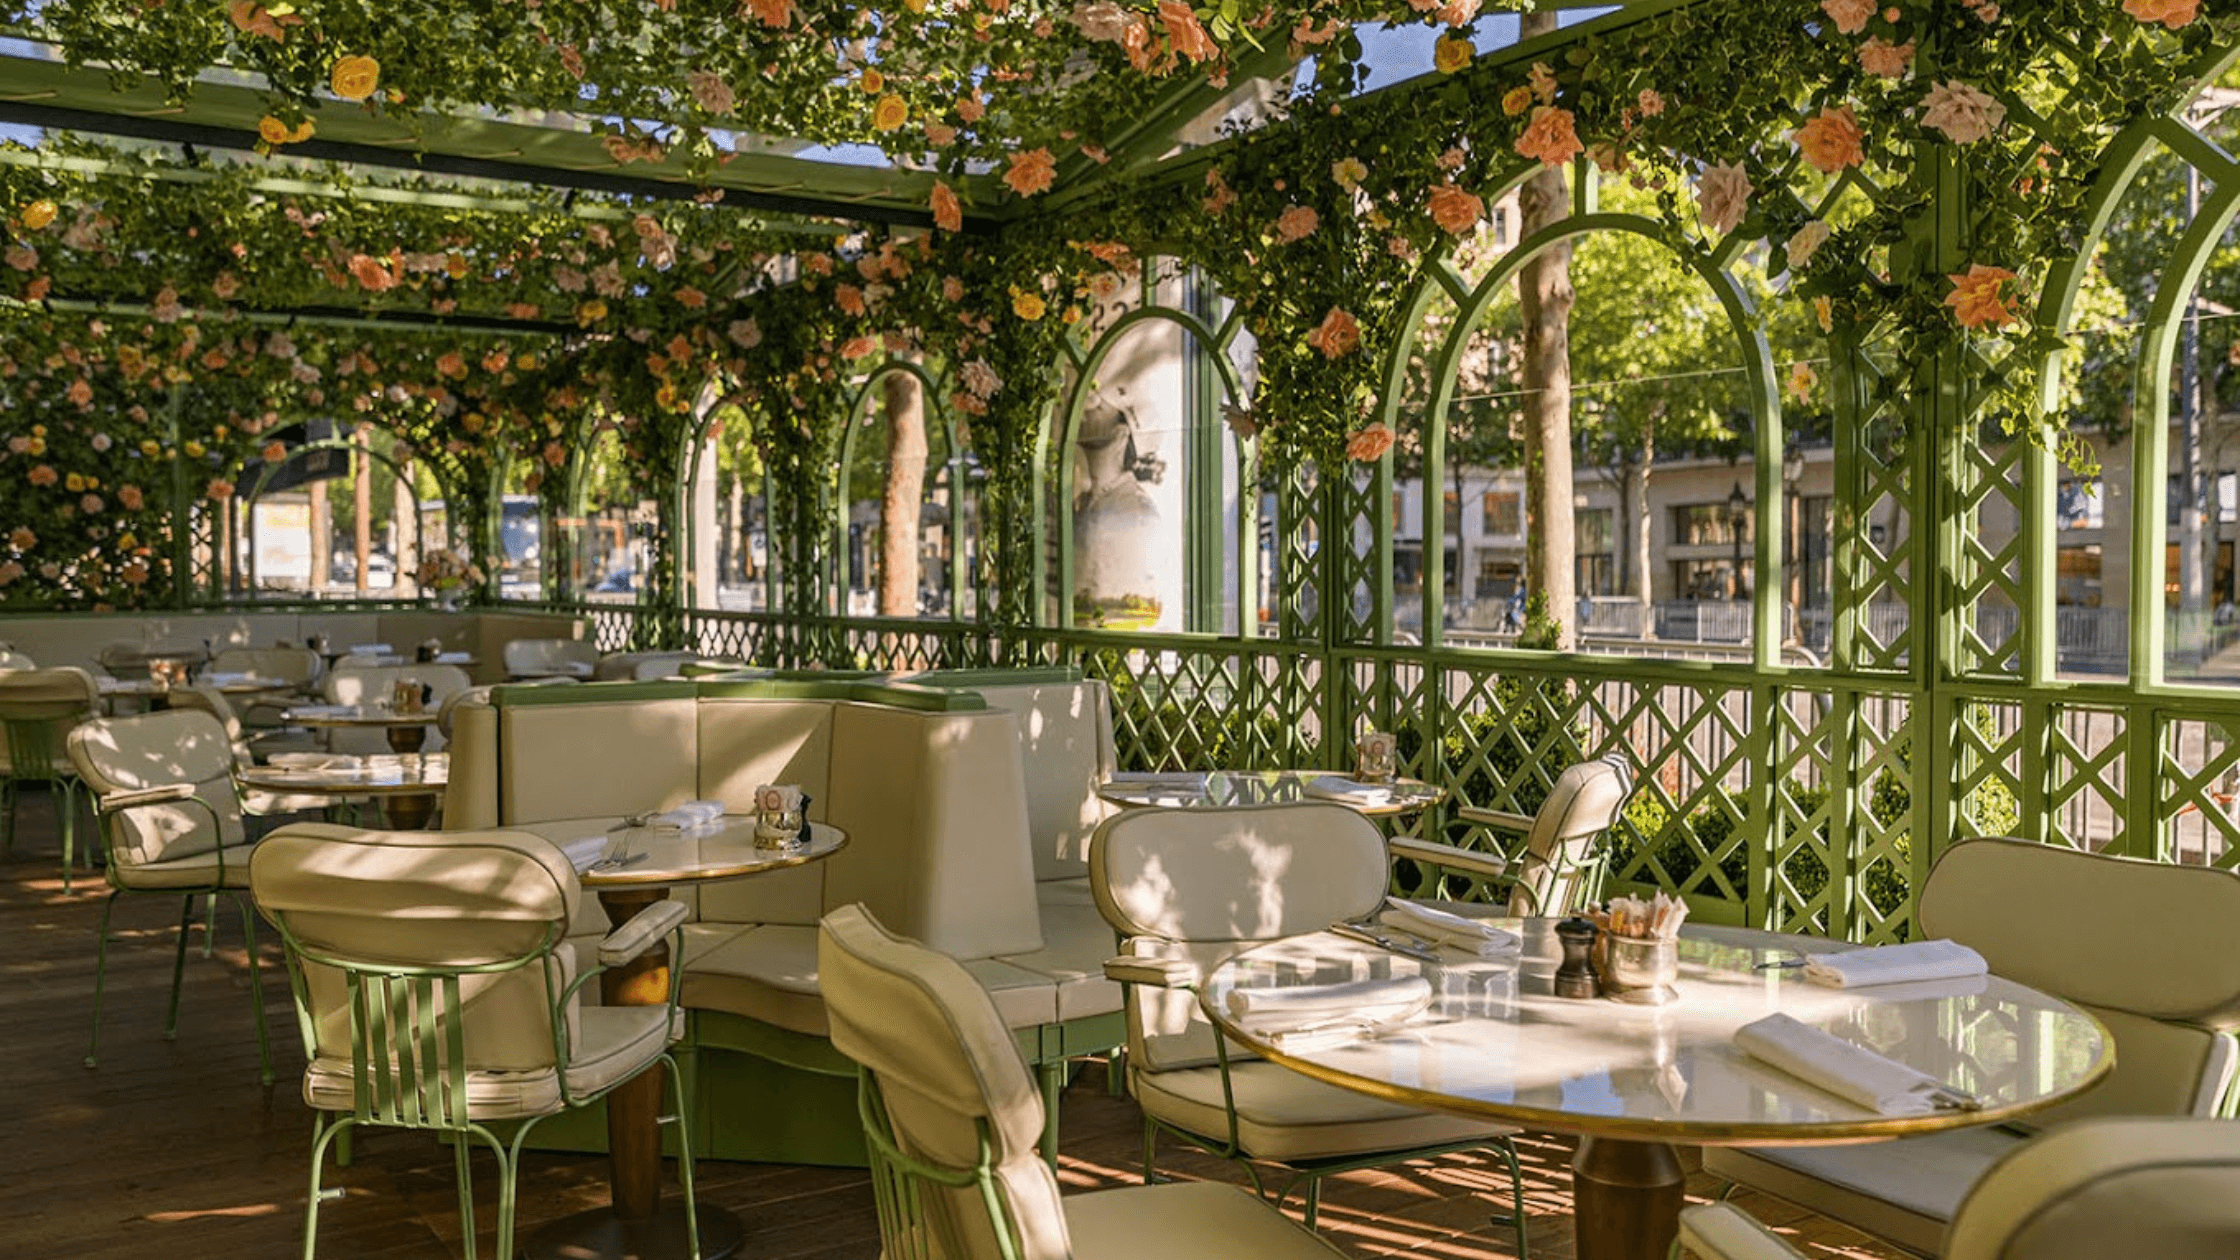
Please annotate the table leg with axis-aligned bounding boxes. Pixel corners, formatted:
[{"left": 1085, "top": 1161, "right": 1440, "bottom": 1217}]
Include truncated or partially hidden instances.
[
  {"left": 525, "top": 888, "right": 741, "bottom": 1260},
  {"left": 381, "top": 793, "right": 436, "bottom": 831},
  {"left": 1571, "top": 1135, "right": 1685, "bottom": 1260}
]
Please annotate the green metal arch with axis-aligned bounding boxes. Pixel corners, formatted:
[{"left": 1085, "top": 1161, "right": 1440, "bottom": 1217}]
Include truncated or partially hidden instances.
[
  {"left": 1047, "top": 300, "right": 1253, "bottom": 630},
  {"left": 241, "top": 435, "right": 437, "bottom": 596},
  {"left": 830, "top": 357, "right": 962, "bottom": 614},
  {"left": 1387, "top": 210, "right": 1780, "bottom": 654}
]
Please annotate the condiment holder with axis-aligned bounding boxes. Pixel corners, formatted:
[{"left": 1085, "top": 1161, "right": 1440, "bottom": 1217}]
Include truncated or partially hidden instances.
[
  {"left": 1353, "top": 729, "right": 1398, "bottom": 783},
  {"left": 1588, "top": 892, "right": 1689, "bottom": 1006}
]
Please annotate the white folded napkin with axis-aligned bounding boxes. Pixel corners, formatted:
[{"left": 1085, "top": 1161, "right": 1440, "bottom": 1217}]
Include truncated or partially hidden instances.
[
  {"left": 1803, "top": 939, "right": 1987, "bottom": 989},
  {"left": 648, "top": 799, "right": 726, "bottom": 831},
  {"left": 558, "top": 835, "right": 614, "bottom": 872},
  {"left": 1735, "top": 1013, "right": 1956, "bottom": 1115},
  {"left": 206, "top": 671, "right": 253, "bottom": 686},
  {"left": 266, "top": 752, "right": 364, "bottom": 770},
  {"left": 347, "top": 643, "right": 393, "bottom": 655},
  {"left": 435, "top": 651, "right": 472, "bottom": 664},
  {"left": 1226, "top": 976, "right": 1434, "bottom": 1050},
  {"left": 286, "top": 703, "right": 359, "bottom": 718},
  {"left": 1381, "top": 897, "right": 1522, "bottom": 957},
  {"left": 1107, "top": 771, "right": 1210, "bottom": 790},
  {"left": 1304, "top": 775, "right": 1394, "bottom": 807}
]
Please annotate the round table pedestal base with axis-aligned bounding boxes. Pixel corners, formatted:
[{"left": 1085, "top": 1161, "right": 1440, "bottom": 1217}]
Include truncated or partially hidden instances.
[
  {"left": 1571, "top": 1135, "right": 1685, "bottom": 1260},
  {"left": 523, "top": 1201, "right": 742, "bottom": 1260},
  {"left": 382, "top": 794, "right": 437, "bottom": 831}
]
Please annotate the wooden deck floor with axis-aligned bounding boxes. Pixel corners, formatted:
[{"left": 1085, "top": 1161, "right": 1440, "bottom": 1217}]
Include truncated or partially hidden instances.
[{"left": 0, "top": 794, "right": 1902, "bottom": 1260}]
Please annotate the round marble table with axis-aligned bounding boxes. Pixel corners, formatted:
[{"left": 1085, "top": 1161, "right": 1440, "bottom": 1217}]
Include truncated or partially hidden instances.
[
  {"left": 284, "top": 704, "right": 442, "bottom": 754},
  {"left": 1097, "top": 769, "right": 1445, "bottom": 817},
  {"left": 235, "top": 754, "right": 448, "bottom": 830},
  {"left": 1199, "top": 921, "right": 2112, "bottom": 1260},
  {"left": 514, "top": 815, "right": 848, "bottom": 1260}
]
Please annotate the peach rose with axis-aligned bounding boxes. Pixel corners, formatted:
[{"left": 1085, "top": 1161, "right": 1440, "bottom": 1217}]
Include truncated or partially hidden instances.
[
  {"left": 688, "top": 70, "right": 735, "bottom": 114},
  {"left": 840, "top": 335, "right": 880, "bottom": 360},
  {"left": 1814, "top": 296, "right": 1835, "bottom": 334},
  {"left": 1428, "top": 183, "right": 1484, "bottom": 235},
  {"left": 1273, "top": 205, "right": 1319, "bottom": 243},
  {"left": 2123, "top": 0, "right": 2199, "bottom": 28},
  {"left": 1004, "top": 148, "right": 1057, "bottom": 197},
  {"left": 1785, "top": 220, "right": 1831, "bottom": 270},
  {"left": 1306, "top": 306, "right": 1360, "bottom": 359},
  {"left": 1794, "top": 105, "right": 1865, "bottom": 174},
  {"left": 1696, "top": 162, "right": 1752, "bottom": 236},
  {"left": 1345, "top": 421, "right": 1396, "bottom": 463},
  {"left": 1515, "top": 105, "right": 1584, "bottom": 168},
  {"left": 349, "top": 253, "right": 398, "bottom": 292},
  {"left": 1820, "top": 0, "right": 1874, "bottom": 34},
  {"left": 1202, "top": 168, "right": 1236, "bottom": 214},
  {"left": 27, "top": 464, "right": 55, "bottom": 487},
  {"left": 1920, "top": 81, "right": 2005, "bottom": 145},
  {"left": 931, "top": 182, "right": 964, "bottom": 233},
  {"left": 8, "top": 527, "right": 33, "bottom": 550},
  {"left": 1158, "top": 0, "right": 1218, "bottom": 62},
  {"left": 1945, "top": 263, "right": 2020, "bottom": 329},
  {"left": 329, "top": 55, "right": 380, "bottom": 101},
  {"left": 746, "top": 0, "right": 794, "bottom": 27},
  {"left": 1858, "top": 37, "right": 1915, "bottom": 78},
  {"left": 118, "top": 485, "right": 143, "bottom": 510}
]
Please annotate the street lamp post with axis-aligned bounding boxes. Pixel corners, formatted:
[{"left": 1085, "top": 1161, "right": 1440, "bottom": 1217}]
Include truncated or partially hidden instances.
[{"left": 1727, "top": 480, "right": 1749, "bottom": 603}]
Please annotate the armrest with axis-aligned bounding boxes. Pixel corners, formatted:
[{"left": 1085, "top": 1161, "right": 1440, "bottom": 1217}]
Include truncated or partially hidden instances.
[
  {"left": 598, "top": 900, "right": 690, "bottom": 967},
  {"left": 1455, "top": 805, "right": 1535, "bottom": 832},
  {"left": 1675, "top": 1204, "right": 1812, "bottom": 1260},
  {"left": 1104, "top": 956, "right": 1198, "bottom": 989},
  {"left": 97, "top": 783, "right": 199, "bottom": 813},
  {"left": 1389, "top": 835, "right": 1510, "bottom": 881}
]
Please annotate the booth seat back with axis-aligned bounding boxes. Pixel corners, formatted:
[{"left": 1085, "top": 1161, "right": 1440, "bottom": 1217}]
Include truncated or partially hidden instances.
[
  {"left": 251, "top": 822, "right": 583, "bottom": 1072},
  {"left": 209, "top": 645, "right": 321, "bottom": 687},
  {"left": 68, "top": 709, "right": 247, "bottom": 863},
  {"left": 904, "top": 669, "right": 1117, "bottom": 884},
  {"left": 503, "top": 637, "right": 599, "bottom": 678},
  {"left": 693, "top": 691, "right": 841, "bottom": 926},
  {"left": 1919, "top": 838, "right": 2240, "bottom": 1126},
  {"left": 491, "top": 682, "right": 703, "bottom": 824}
]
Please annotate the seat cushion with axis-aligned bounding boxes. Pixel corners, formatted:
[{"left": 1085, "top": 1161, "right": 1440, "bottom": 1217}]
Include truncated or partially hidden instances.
[
  {"left": 681, "top": 923, "right": 1061, "bottom": 1035},
  {"left": 304, "top": 1004, "right": 678, "bottom": 1122},
  {"left": 113, "top": 842, "right": 259, "bottom": 890},
  {"left": 1702, "top": 1125, "right": 2026, "bottom": 1257},
  {"left": 995, "top": 890, "right": 1122, "bottom": 1022},
  {"left": 1134, "top": 1059, "right": 1510, "bottom": 1163},
  {"left": 1065, "top": 1180, "right": 1348, "bottom": 1260}
]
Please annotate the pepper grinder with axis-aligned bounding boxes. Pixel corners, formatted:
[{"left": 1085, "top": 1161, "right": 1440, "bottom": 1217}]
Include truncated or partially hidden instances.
[{"left": 1554, "top": 916, "right": 1600, "bottom": 999}]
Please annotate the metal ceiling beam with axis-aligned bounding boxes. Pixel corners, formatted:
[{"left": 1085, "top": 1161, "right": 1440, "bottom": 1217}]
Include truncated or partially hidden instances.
[{"left": 9, "top": 291, "right": 577, "bottom": 338}]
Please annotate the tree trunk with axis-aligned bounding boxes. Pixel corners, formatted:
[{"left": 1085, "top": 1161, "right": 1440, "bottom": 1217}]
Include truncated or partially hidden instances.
[
  {"left": 308, "top": 478, "right": 331, "bottom": 594},
  {"left": 393, "top": 458, "right": 418, "bottom": 596},
  {"left": 1632, "top": 425, "right": 1656, "bottom": 636},
  {"left": 352, "top": 423, "right": 372, "bottom": 596},
  {"left": 879, "top": 368, "right": 927, "bottom": 617},
  {"left": 1517, "top": 9, "right": 1578, "bottom": 650}
]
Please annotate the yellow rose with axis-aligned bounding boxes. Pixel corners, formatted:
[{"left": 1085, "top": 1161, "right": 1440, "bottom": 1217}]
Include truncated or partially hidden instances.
[
  {"left": 445, "top": 253, "right": 469, "bottom": 279},
  {"left": 330, "top": 54, "right": 381, "bottom": 101},
  {"left": 871, "top": 93, "right": 908, "bottom": 132},
  {"left": 1434, "top": 35, "right": 1473, "bottom": 75},
  {"left": 1012, "top": 291, "right": 1047, "bottom": 321},
  {"left": 1501, "top": 86, "right": 1533, "bottom": 116},
  {"left": 576, "top": 299, "right": 608, "bottom": 325},
  {"left": 860, "top": 68, "right": 885, "bottom": 95},
  {"left": 64, "top": 472, "right": 84, "bottom": 492},
  {"left": 258, "top": 115, "right": 291, "bottom": 145},
  {"left": 24, "top": 436, "right": 42, "bottom": 455},
  {"left": 184, "top": 440, "right": 207, "bottom": 458},
  {"left": 139, "top": 439, "right": 161, "bottom": 457},
  {"left": 20, "top": 199, "right": 56, "bottom": 231}
]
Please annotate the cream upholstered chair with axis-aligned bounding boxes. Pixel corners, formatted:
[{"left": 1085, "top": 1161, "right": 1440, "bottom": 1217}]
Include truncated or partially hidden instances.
[
  {"left": 0, "top": 646, "right": 36, "bottom": 670},
  {"left": 1393, "top": 753, "right": 1633, "bottom": 917},
  {"left": 1704, "top": 838, "right": 2240, "bottom": 1256},
  {"left": 252, "top": 823, "right": 698, "bottom": 1260},
  {"left": 819, "top": 902, "right": 1351, "bottom": 1260},
  {"left": 165, "top": 685, "right": 360, "bottom": 821},
  {"left": 1681, "top": 1118, "right": 2240, "bottom": 1260},
  {"left": 1089, "top": 802, "right": 1529, "bottom": 1246},
  {"left": 66, "top": 709, "right": 274, "bottom": 1082},
  {"left": 0, "top": 665, "right": 99, "bottom": 889},
  {"left": 206, "top": 645, "right": 324, "bottom": 727},
  {"left": 502, "top": 637, "right": 598, "bottom": 680},
  {"left": 321, "top": 662, "right": 472, "bottom": 755}
]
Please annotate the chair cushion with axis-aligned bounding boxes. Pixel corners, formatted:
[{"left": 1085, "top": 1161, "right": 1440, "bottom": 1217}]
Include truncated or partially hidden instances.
[
  {"left": 1702, "top": 1125, "right": 2025, "bottom": 1258},
  {"left": 995, "top": 888, "right": 1123, "bottom": 1022},
  {"left": 681, "top": 923, "right": 1062, "bottom": 1034},
  {"left": 111, "top": 842, "right": 259, "bottom": 890},
  {"left": 1065, "top": 1181, "right": 1347, "bottom": 1260},
  {"left": 1134, "top": 1059, "right": 1511, "bottom": 1163},
  {"left": 303, "top": 1004, "right": 679, "bottom": 1121},
  {"left": 1945, "top": 1117, "right": 2240, "bottom": 1260}
]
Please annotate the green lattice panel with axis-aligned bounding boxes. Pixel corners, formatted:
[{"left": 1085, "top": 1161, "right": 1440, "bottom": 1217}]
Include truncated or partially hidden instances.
[
  {"left": 1331, "top": 465, "right": 1383, "bottom": 644},
  {"left": 2158, "top": 716, "right": 2240, "bottom": 869},
  {"left": 1083, "top": 642, "right": 1316, "bottom": 773},
  {"left": 1838, "top": 356, "right": 1915, "bottom": 673},
  {"left": 2047, "top": 705, "right": 2128, "bottom": 854},
  {"left": 1769, "top": 685, "right": 1839, "bottom": 935},
  {"left": 1949, "top": 426, "right": 2028, "bottom": 677},
  {"left": 1274, "top": 462, "right": 1320, "bottom": 643},
  {"left": 1845, "top": 692, "right": 1916, "bottom": 945},
  {"left": 1952, "top": 700, "right": 2027, "bottom": 843}
]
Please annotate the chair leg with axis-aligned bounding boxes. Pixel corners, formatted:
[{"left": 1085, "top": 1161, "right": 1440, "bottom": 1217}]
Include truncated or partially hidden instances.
[
  {"left": 202, "top": 893, "right": 218, "bottom": 959},
  {"left": 1106, "top": 1047, "right": 1126, "bottom": 1096},
  {"left": 1141, "top": 1116, "right": 1161, "bottom": 1184},
  {"left": 453, "top": 1129, "right": 479, "bottom": 1260},
  {"left": 305, "top": 1115, "right": 355, "bottom": 1260},
  {"left": 1038, "top": 1058, "right": 1064, "bottom": 1171},
  {"left": 85, "top": 891, "right": 119, "bottom": 1068},
  {"left": 165, "top": 895, "right": 194, "bottom": 1039},
  {"left": 1492, "top": 1137, "right": 1530, "bottom": 1258},
  {"left": 1301, "top": 1175, "right": 1322, "bottom": 1230},
  {"left": 59, "top": 778, "right": 78, "bottom": 892},
  {"left": 1, "top": 776, "right": 14, "bottom": 858},
  {"left": 238, "top": 893, "right": 276, "bottom": 1086},
  {"left": 664, "top": 1052, "right": 702, "bottom": 1260}
]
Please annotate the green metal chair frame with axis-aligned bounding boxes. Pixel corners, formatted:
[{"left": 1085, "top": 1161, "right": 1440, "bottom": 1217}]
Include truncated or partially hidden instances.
[
  {"left": 270, "top": 910, "right": 700, "bottom": 1260},
  {"left": 83, "top": 785, "right": 274, "bottom": 1083},
  {"left": 857, "top": 1070, "right": 1030, "bottom": 1260},
  {"left": 1401, "top": 753, "right": 1637, "bottom": 917},
  {"left": 1, "top": 693, "right": 90, "bottom": 889},
  {"left": 1111, "top": 965, "right": 1530, "bottom": 1253}
]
